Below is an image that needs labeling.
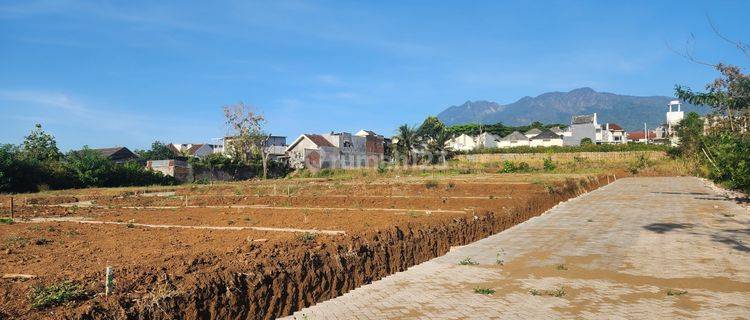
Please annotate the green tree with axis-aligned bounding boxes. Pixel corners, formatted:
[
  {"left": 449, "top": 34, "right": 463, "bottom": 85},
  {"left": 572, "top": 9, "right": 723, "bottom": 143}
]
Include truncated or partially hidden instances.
[
  {"left": 674, "top": 112, "right": 705, "bottom": 156},
  {"left": 416, "top": 116, "right": 446, "bottom": 142},
  {"left": 64, "top": 147, "right": 113, "bottom": 187},
  {"left": 580, "top": 137, "right": 593, "bottom": 146},
  {"left": 22, "top": 124, "right": 60, "bottom": 162},
  {"left": 135, "top": 141, "right": 176, "bottom": 160}
]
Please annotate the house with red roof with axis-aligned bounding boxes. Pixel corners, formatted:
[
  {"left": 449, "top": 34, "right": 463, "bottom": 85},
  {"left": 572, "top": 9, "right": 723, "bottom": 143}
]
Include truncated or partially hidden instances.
[{"left": 627, "top": 130, "right": 657, "bottom": 143}]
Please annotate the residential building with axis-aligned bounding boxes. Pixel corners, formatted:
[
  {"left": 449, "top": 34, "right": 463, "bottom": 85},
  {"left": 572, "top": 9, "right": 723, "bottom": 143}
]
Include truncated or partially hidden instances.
[
  {"left": 563, "top": 113, "right": 599, "bottom": 146},
  {"left": 529, "top": 130, "right": 564, "bottom": 147},
  {"left": 286, "top": 130, "right": 385, "bottom": 171},
  {"left": 524, "top": 128, "right": 542, "bottom": 138},
  {"left": 497, "top": 131, "right": 530, "bottom": 148},
  {"left": 447, "top": 133, "right": 476, "bottom": 151},
  {"left": 475, "top": 132, "right": 500, "bottom": 149},
  {"left": 92, "top": 147, "right": 139, "bottom": 164},
  {"left": 599, "top": 123, "right": 628, "bottom": 144},
  {"left": 355, "top": 130, "right": 387, "bottom": 166}
]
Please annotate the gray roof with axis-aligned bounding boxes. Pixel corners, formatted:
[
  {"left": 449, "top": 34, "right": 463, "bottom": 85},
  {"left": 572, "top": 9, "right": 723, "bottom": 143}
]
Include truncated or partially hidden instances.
[
  {"left": 525, "top": 128, "right": 542, "bottom": 135},
  {"left": 530, "top": 130, "right": 563, "bottom": 140},
  {"left": 549, "top": 126, "right": 564, "bottom": 134},
  {"left": 501, "top": 131, "right": 529, "bottom": 141},
  {"left": 572, "top": 114, "right": 596, "bottom": 125}
]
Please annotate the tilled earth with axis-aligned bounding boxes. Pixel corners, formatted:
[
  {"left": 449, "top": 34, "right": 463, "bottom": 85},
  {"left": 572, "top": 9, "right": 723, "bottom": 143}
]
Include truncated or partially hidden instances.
[{"left": 0, "top": 173, "right": 610, "bottom": 319}]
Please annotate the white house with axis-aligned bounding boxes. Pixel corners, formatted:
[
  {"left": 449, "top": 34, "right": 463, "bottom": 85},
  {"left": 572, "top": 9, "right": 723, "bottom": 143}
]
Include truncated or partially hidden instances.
[
  {"left": 524, "top": 128, "right": 542, "bottom": 139},
  {"left": 529, "top": 130, "right": 564, "bottom": 147},
  {"left": 475, "top": 132, "right": 500, "bottom": 149},
  {"left": 599, "top": 123, "right": 628, "bottom": 144},
  {"left": 497, "top": 131, "right": 530, "bottom": 148},
  {"left": 286, "top": 134, "right": 340, "bottom": 170},
  {"left": 447, "top": 133, "right": 477, "bottom": 151}
]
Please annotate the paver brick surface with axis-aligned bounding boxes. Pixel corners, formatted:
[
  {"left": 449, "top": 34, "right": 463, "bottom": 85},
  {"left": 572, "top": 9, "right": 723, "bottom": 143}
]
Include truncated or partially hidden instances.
[{"left": 282, "top": 177, "right": 750, "bottom": 319}]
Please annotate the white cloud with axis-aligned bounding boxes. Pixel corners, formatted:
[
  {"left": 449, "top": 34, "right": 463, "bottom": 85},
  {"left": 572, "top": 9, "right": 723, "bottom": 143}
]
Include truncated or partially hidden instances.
[{"left": 0, "top": 89, "right": 86, "bottom": 112}]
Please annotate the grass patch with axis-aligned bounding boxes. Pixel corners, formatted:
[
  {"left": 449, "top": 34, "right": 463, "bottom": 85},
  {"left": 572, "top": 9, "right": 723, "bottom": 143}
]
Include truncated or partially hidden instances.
[
  {"left": 458, "top": 257, "right": 479, "bottom": 265},
  {"left": 555, "top": 264, "right": 568, "bottom": 271},
  {"left": 29, "top": 280, "right": 87, "bottom": 309},
  {"left": 300, "top": 232, "right": 316, "bottom": 243},
  {"left": 666, "top": 288, "right": 688, "bottom": 296},
  {"left": 474, "top": 287, "right": 496, "bottom": 295},
  {"left": 529, "top": 286, "right": 566, "bottom": 297},
  {"left": 126, "top": 223, "right": 136, "bottom": 228},
  {"left": 0, "top": 217, "right": 14, "bottom": 224}
]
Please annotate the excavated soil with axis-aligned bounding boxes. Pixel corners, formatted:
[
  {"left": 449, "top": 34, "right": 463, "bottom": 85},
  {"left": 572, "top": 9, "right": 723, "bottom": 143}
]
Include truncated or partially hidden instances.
[{"left": 0, "top": 174, "right": 611, "bottom": 319}]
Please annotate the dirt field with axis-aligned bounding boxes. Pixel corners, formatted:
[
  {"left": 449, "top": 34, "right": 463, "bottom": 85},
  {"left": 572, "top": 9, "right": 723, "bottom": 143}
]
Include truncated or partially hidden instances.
[{"left": 0, "top": 172, "right": 614, "bottom": 319}]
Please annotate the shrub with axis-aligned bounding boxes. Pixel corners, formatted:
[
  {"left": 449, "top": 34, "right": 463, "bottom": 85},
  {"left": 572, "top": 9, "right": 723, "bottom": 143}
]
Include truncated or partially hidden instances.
[
  {"left": 498, "top": 161, "right": 517, "bottom": 173},
  {"left": 627, "top": 154, "right": 650, "bottom": 174},
  {"left": 543, "top": 157, "right": 556, "bottom": 171},
  {"left": 300, "top": 232, "right": 316, "bottom": 243}
]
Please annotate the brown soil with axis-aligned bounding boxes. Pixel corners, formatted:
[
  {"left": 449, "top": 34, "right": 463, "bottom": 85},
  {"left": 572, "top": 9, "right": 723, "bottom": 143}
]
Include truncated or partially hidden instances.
[{"left": 0, "top": 173, "right": 610, "bottom": 319}]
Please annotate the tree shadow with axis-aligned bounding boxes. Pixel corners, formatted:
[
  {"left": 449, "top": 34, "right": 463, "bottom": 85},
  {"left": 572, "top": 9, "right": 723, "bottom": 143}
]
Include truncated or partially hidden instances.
[
  {"left": 711, "top": 234, "right": 750, "bottom": 253},
  {"left": 723, "top": 228, "right": 750, "bottom": 236},
  {"left": 643, "top": 223, "right": 694, "bottom": 234}
]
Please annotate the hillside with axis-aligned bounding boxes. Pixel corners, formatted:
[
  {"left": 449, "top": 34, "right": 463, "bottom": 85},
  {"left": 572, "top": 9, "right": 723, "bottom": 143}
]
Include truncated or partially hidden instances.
[{"left": 437, "top": 87, "right": 710, "bottom": 130}]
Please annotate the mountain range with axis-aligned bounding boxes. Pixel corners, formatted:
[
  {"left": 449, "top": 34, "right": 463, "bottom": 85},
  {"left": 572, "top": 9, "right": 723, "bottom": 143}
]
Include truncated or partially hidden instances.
[{"left": 436, "top": 87, "right": 710, "bottom": 131}]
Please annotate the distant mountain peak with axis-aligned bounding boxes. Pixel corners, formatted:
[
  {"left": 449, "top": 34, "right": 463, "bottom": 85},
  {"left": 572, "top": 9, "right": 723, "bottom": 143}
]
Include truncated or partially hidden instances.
[
  {"left": 436, "top": 88, "right": 709, "bottom": 131},
  {"left": 570, "top": 87, "right": 596, "bottom": 94}
]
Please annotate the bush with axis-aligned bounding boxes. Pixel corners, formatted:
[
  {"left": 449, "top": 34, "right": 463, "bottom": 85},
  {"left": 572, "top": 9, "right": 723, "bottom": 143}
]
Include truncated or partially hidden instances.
[
  {"left": 703, "top": 133, "right": 750, "bottom": 193},
  {"left": 627, "top": 154, "right": 650, "bottom": 174},
  {"left": 543, "top": 157, "right": 556, "bottom": 171}
]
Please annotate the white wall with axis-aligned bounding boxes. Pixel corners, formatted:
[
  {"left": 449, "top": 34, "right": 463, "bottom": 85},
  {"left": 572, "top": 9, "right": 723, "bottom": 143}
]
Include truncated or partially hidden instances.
[
  {"left": 497, "top": 139, "right": 530, "bottom": 148},
  {"left": 530, "top": 138, "right": 564, "bottom": 147}
]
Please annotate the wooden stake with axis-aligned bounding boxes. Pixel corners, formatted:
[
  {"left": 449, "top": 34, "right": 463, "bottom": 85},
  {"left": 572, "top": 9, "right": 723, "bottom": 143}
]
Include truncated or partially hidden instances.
[
  {"left": 184, "top": 195, "right": 188, "bottom": 207},
  {"left": 607, "top": 175, "right": 610, "bottom": 184},
  {"left": 105, "top": 266, "right": 113, "bottom": 295},
  {"left": 9, "top": 197, "right": 13, "bottom": 219}
]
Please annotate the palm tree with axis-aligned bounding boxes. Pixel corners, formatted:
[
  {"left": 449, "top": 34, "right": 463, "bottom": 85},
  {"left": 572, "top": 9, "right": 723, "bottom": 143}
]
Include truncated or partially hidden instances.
[{"left": 395, "top": 124, "right": 418, "bottom": 165}]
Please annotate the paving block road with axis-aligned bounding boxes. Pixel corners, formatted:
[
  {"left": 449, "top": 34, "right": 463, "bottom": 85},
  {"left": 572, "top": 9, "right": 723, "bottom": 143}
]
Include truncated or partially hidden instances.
[{"left": 283, "top": 177, "right": 750, "bottom": 319}]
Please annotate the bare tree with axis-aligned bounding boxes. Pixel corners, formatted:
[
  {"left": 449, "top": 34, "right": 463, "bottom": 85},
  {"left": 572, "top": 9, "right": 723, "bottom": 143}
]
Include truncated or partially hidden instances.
[{"left": 223, "top": 102, "right": 273, "bottom": 179}]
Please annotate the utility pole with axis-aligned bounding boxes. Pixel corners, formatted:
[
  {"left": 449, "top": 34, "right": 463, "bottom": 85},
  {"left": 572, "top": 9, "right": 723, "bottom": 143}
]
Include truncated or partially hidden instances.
[{"left": 644, "top": 123, "right": 648, "bottom": 144}]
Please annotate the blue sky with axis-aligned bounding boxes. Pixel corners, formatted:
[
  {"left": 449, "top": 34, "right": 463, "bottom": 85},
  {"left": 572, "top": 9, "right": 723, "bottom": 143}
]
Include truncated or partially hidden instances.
[{"left": 1, "top": 0, "right": 748, "bottom": 151}]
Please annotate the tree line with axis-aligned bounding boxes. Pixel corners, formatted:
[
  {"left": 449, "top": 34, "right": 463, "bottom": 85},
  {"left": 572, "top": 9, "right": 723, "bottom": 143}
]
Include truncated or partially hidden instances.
[{"left": 0, "top": 124, "right": 176, "bottom": 193}]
